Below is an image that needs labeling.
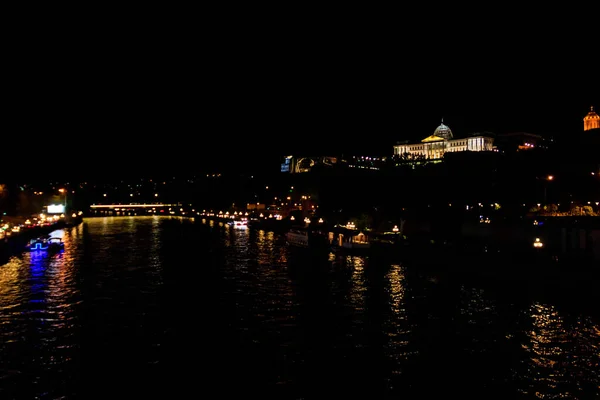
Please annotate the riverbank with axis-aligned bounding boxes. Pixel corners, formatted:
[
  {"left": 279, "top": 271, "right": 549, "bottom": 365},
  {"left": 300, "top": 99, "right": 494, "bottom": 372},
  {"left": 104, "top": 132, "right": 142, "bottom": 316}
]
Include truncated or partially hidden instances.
[
  {"left": 198, "top": 212, "right": 600, "bottom": 264},
  {"left": 0, "top": 215, "right": 83, "bottom": 263}
]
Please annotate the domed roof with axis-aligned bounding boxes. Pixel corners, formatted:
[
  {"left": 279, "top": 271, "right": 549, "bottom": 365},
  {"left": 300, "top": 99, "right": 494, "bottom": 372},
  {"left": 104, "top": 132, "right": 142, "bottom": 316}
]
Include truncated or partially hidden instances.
[
  {"left": 584, "top": 106, "right": 599, "bottom": 120},
  {"left": 433, "top": 119, "right": 453, "bottom": 139}
]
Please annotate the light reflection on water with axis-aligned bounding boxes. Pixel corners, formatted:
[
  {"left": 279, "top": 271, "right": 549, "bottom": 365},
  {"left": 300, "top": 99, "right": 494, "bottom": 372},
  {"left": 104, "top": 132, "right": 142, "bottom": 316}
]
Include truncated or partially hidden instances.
[
  {"left": 384, "top": 264, "right": 414, "bottom": 376},
  {"left": 0, "top": 216, "right": 598, "bottom": 399},
  {"left": 0, "top": 223, "right": 83, "bottom": 398},
  {"left": 516, "top": 303, "right": 600, "bottom": 398}
]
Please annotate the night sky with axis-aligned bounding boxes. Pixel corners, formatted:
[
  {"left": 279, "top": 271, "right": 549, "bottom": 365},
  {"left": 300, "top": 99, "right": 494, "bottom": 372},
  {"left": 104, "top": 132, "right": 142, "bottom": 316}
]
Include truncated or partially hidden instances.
[{"left": 4, "top": 12, "right": 597, "bottom": 180}]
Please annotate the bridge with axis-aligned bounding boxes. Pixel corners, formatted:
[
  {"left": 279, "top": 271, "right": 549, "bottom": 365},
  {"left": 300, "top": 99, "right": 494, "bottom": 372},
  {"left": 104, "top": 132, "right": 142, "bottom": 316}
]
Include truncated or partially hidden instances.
[
  {"left": 89, "top": 203, "right": 180, "bottom": 209},
  {"left": 88, "top": 203, "right": 189, "bottom": 216}
]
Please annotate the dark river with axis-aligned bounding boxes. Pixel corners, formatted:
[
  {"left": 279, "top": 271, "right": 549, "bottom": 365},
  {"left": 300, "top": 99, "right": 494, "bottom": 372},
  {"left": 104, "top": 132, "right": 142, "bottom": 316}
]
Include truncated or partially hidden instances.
[{"left": 0, "top": 216, "right": 598, "bottom": 399}]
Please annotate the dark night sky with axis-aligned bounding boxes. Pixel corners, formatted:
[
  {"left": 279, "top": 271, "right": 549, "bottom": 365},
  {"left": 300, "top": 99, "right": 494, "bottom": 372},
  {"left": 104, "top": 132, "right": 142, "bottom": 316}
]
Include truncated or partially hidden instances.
[{"left": 4, "top": 10, "right": 598, "bottom": 180}]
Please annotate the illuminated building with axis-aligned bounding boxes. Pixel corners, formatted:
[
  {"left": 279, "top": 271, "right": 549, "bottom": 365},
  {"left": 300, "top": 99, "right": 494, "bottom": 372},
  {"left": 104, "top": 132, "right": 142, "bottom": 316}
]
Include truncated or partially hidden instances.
[
  {"left": 345, "top": 155, "right": 386, "bottom": 170},
  {"left": 281, "top": 155, "right": 338, "bottom": 173},
  {"left": 583, "top": 106, "right": 600, "bottom": 131},
  {"left": 393, "top": 119, "right": 495, "bottom": 160},
  {"left": 280, "top": 155, "right": 293, "bottom": 172},
  {"left": 495, "top": 132, "right": 551, "bottom": 152}
]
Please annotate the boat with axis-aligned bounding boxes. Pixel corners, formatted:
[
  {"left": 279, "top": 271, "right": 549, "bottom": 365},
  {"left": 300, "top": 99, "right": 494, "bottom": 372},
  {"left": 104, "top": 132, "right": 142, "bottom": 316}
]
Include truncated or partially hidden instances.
[
  {"left": 286, "top": 228, "right": 310, "bottom": 247},
  {"left": 285, "top": 226, "right": 332, "bottom": 251},
  {"left": 339, "top": 231, "right": 371, "bottom": 251},
  {"left": 26, "top": 236, "right": 64, "bottom": 252},
  {"left": 227, "top": 217, "right": 248, "bottom": 229},
  {"left": 233, "top": 219, "right": 248, "bottom": 229}
]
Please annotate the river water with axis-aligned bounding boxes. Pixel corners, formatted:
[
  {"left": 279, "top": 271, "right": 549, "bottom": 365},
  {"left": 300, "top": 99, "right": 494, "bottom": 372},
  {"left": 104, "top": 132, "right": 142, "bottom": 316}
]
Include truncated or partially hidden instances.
[{"left": 0, "top": 216, "right": 598, "bottom": 399}]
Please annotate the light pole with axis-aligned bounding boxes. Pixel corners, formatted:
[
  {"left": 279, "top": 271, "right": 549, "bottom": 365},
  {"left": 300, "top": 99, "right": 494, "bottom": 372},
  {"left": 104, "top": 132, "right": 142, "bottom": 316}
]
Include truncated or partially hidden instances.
[
  {"left": 543, "top": 175, "right": 553, "bottom": 205},
  {"left": 58, "top": 188, "right": 66, "bottom": 211}
]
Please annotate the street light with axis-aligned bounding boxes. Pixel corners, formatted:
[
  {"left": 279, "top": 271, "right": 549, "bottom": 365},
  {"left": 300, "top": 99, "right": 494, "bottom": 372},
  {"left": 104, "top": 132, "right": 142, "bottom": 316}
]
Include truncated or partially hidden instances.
[
  {"left": 58, "top": 188, "right": 66, "bottom": 209},
  {"left": 543, "top": 175, "right": 554, "bottom": 205}
]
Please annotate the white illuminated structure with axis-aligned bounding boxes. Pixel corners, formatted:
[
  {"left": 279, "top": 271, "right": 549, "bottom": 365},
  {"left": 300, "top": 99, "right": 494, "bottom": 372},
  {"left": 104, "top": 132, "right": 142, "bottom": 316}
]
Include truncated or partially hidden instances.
[
  {"left": 90, "top": 204, "right": 175, "bottom": 208},
  {"left": 47, "top": 204, "right": 65, "bottom": 214},
  {"left": 393, "top": 120, "right": 494, "bottom": 160}
]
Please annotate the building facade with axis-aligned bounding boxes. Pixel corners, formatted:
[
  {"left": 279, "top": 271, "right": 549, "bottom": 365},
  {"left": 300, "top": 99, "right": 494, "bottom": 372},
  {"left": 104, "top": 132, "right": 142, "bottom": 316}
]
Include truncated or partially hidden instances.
[{"left": 393, "top": 120, "right": 494, "bottom": 160}]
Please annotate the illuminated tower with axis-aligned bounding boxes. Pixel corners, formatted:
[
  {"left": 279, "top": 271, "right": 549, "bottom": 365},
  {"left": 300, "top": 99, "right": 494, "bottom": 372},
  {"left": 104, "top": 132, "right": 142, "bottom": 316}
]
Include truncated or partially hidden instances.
[{"left": 583, "top": 106, "right": 600, "bottom": 131}]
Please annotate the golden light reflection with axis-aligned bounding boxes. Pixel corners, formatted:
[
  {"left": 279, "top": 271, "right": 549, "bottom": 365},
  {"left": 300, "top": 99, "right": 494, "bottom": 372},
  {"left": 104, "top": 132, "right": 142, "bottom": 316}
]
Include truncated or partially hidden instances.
[
  {"left": 387, "top": 264, "right": 406, "bottom": 315},
  {"left": 384, "top": 263, "right": 413, "bottom": 371},
  {"left": 327, "top": 251, "right": 336, "bottom": 262},
  {"left": 148, "top": 216, "right": 163, "bottom": 284},
  {"left": 255, "top": 230, "right": 278, "bottom": 266},
  {"left": 348, "top": 255, "right": 366, "bottom": 312},
  {"left": 223, "top": 221, "right": 233, "bottom": 246},
  {"left": 0, "top": 257, "right": 24, "bottom": 309},
  {"left": 517, "top": 302, "right": 600, "bottom": 399}
]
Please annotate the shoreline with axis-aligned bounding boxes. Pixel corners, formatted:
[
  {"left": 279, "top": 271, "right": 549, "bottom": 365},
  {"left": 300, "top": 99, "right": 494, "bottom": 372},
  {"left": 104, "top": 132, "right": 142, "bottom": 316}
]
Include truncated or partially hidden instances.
[{"left": 0, "top": 216, "right": 83, "bottom": 263}]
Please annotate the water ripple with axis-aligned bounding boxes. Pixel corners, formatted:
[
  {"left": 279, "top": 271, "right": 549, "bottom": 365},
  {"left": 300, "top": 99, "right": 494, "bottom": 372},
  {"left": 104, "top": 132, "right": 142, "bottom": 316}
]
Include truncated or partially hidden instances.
[{"left": 0, "top": 216, "right": 597, "bottom": 399}]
